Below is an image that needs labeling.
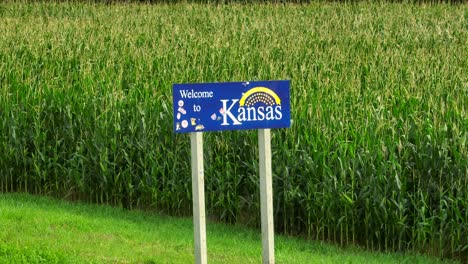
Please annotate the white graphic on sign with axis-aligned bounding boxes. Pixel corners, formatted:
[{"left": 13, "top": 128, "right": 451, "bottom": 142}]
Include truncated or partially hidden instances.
[
  {"left": 178, "top": 107, "right": 186, "bottom": 115},
  {"left": 181, "top": 120, "right": 188, "bottom": 128}
]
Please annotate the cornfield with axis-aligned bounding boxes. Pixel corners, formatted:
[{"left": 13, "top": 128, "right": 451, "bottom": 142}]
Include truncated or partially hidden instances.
[{"left": 0, "top": 2, "right": 466, "bottom": 261}]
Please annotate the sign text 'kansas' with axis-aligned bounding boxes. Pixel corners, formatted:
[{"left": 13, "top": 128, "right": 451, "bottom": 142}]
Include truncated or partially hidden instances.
[{"left": 173, "top": 80, "right": 290, "bottom": 133}]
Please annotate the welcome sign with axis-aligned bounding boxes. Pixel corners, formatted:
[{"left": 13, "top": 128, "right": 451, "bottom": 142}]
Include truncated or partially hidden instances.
[{"left": 173, "top": 80, "right": 290, "bottom": 133}]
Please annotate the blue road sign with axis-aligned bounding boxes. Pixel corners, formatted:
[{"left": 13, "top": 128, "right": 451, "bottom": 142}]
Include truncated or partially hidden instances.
[{"left": 173, "top": 80, "right": 290, "bottom": 133}]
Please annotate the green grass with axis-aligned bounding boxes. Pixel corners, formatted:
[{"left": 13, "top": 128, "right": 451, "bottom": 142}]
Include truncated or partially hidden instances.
[
  {"left": 0, "top": 2, "right": 466, "bottom": 261},
  {"left": 0, "top": 193, "right": 457, "bottom": 264}
]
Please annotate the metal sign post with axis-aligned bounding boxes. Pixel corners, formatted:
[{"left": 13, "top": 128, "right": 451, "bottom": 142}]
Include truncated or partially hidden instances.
[
  {"left": 191, "top": 132, "right": 207, "bottom": 264},
  {"left": 173, "top": 80, "right": 290, "bottom": 264},
  {"left": 259, "top": 129, "right": 274, "bottom": 264}
]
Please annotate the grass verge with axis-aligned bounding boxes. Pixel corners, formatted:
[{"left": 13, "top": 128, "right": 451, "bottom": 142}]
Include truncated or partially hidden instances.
[{"left": 0, "top": 193, "right": 457, "bottom": 264}]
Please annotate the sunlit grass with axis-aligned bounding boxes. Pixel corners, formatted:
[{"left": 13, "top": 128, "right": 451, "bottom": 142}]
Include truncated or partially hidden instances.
[{"left": 0, "top": 193, "right": 458, "bottom": 264}]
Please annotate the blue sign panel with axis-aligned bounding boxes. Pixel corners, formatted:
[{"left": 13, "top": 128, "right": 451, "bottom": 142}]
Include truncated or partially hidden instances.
[{"left": 173, "top": 80, "right": 290, "bottom": 133}]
